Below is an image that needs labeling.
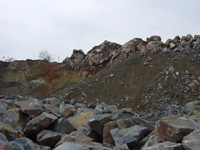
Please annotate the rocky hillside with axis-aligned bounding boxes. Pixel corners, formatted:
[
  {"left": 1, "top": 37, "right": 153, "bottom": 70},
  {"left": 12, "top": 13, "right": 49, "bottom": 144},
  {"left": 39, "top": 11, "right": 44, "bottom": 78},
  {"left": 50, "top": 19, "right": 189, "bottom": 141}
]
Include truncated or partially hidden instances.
[{"left": 0, "top": 34, "right": 200, "bottom": 149}]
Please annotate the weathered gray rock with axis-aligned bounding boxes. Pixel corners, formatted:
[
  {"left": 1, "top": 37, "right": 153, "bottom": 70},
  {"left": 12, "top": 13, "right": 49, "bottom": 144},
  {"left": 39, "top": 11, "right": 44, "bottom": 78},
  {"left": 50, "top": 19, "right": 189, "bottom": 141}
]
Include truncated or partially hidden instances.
[
  {"left": 110, "top": 125, "right": 148, "bottom": 148},
  {"left": 59, "top": 104, "right": 76, "bottom": 118},
  {"left": 15, "top": 99, "right": 44, "bottom": 117},
  {"left": 182, "top": 129, "right": 200, "bottom": 150},
  {"left": 54, "top": 142, "right": 112, "bottom": 150},
  {"left": 24, "top": 112, "right": 57, "bottom": 135},
  {"left": 0, "top": 137, "right": 51, "bottom": 150},
  {"left": 142, "top": 141, "right": 184, "bottom": 150},
  {"left": 50, "top": 117, "right": 76, "bottom": 134},
  {"left": 0, "top": 107, "right": 29, "bottom": 133},
  {"left": 156, "top": 115, "right": 200, "bottom": 142},
  {"left": 142, "top": 135, "right": 159, "bottom": 149},
  {"left": 37, "top": 130, "right": 62, "bottom": 147},
  {"left": 185, "top": 101, "right": 200, "bottom": 117},
  {"left": 89, "top": 114, "right": 113, "bottom": 136}
]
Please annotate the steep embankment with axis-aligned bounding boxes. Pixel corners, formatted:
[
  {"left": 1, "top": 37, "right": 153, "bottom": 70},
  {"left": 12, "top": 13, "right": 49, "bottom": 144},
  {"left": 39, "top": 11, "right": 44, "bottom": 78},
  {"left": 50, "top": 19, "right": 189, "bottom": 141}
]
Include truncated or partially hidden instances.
[{"left": 0, "top": 34, "right": 200, "bottom": 115}]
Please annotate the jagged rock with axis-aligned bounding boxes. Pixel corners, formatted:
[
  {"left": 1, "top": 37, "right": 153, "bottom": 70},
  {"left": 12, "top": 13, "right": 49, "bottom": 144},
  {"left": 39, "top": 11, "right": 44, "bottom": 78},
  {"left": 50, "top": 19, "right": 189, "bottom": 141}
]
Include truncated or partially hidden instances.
[
  {"left": 147, "top": 35, "right": 161, "bottom": 42},
  {"left": 85, "top": 40, "right": 122, "bottom": 67},
  {"left": 142, "top": 135, "right": 159, "bottom": 149},
  {"left": 55, "top": 131, "right": 93, "bottom": 147},
  {"left": 0, "top": 122, "right": 19, "bottom": 141},
  {"left": 24, "top": 112, "right": 57, "bottom": 135},
  {"left": 67, "top": 111, "right": 94, "bottom": 131},
  {"left": 182, "top": 129, "right": 200, "bottom": 150},
  {"left": 142, "top": 141, "right": 184, "bottom": 150},
  {"left": 15, "top": 99, "right": 44, "bottom": 118},
  {"left": 54, "top": 142, "right": 112, "bottom": 150},
  {"left": 173, "top": 36, "right": 181, "bottom": 44},
  {"left": 165, "top": 39, "right": 173, "bottom": 47},
  {"left": 146, "top": 41, "right": 163, "bottom": 53},
  {"left": 122, "top": 38, "right": 147, "bottom": 54},
  {"left": 50, "top": 117, "right": 76, "bottom": 134},
  {"left": 63, "top": 49, "right": 85, "bottom": 68},
  {"left": 59, "top": 104, "right": 76, "bottom": 118},
  {"left": 156, "top": 115, "right": 200, "bottom": 142},
  {"left": 95, "top": 102, "right": 118, "bottom": 113},
  {"left": 103, "top": 121, "right": 119, "bottom": 145},
  {"left": 0, "top": 137, "right": 51, "bottom": 150},
  {"left": 44, "top": 104, "right": 60, "bottom": 117},
  {"left": 0, "top": 107, "right": 29, "bottom": 133},
  {"left": 37, "top": 130, "right": 62, "bottom": 147},
  {"left": 89, "top": 114, "right": 113, "bottom": 136},
  {"left": 110, "top": 125, "right": 148, "bottom": 149}
]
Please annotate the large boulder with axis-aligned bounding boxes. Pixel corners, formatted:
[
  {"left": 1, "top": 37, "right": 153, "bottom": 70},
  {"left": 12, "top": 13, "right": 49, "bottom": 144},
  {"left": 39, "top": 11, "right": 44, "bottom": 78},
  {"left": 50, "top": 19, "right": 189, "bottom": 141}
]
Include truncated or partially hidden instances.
[
  {"left": 156, "top": 115, "right": 200, "bottom": 142},
  {"left": 182, "top": 129, "right": 200, "bottom": 150},
  {"left": 15, "top": 99, "right": 45, "bottom": 118},
  {"left": 110, "top": 125, "right": 148, "bottom": 149},
  {"left": 37, "top": 130, "right": 62, "bottom": 147},
  {"left": 147, "top": 35, "right": 161, "bottom": 42},
  {"left": 24, "top": 112, "right": 57, "bottom": 135}
]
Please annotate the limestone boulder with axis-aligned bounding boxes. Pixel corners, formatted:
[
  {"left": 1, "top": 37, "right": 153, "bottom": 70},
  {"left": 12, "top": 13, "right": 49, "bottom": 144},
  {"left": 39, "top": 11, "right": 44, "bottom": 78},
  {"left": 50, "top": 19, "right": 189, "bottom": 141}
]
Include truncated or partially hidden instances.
[{"left": 59, "top": 104, "right": 76, "bottom": 118}]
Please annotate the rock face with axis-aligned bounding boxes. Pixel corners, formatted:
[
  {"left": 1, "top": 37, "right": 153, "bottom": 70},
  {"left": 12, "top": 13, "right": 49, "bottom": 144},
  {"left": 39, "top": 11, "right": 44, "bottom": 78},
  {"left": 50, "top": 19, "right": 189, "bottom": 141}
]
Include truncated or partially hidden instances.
[
  {"left": 24, "top": 112, "right": 57, "bottom": 135},
  {"left": 182, "top": 129, "right": 200, "bottom": 150},
  {"left": 156, "top": 115, "right": 199, "bottom": 142}
]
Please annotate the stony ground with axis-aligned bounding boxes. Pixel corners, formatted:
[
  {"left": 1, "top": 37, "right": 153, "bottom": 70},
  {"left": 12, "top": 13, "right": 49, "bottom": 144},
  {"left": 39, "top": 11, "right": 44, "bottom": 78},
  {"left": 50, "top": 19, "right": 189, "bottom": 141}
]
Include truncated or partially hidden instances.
[{"left": 0, "top": 34, "right": 200, "bottom": 149}]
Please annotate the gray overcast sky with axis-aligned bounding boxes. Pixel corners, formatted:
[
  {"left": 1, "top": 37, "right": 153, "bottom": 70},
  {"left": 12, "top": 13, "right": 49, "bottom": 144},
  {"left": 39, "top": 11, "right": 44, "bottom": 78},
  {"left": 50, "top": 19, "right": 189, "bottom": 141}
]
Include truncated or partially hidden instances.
[{"left": 0, "top": 0, "right": 200, "bottom": 62}]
